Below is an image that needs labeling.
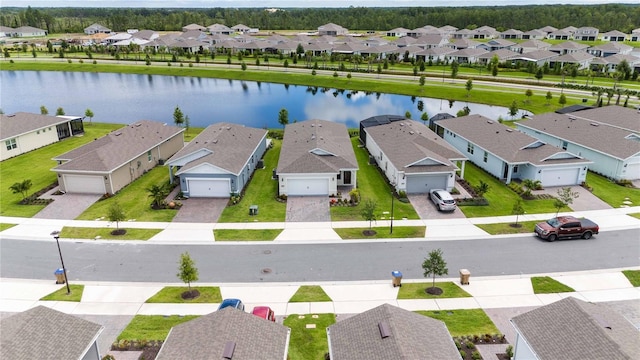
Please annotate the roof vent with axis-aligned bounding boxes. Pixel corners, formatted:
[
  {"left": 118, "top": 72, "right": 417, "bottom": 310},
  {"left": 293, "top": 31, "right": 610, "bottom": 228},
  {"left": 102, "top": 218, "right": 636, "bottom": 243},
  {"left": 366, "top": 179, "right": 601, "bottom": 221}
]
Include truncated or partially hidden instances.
[
  {"left": 409, "top": 131, "right": 415, "bottom": 135},
  {"left": 399, "top": 122, "right": 405, "bottom": 126},
  {"left": 378, "top": 321, "right": 391, "bottom": 339},
  {"left": 311, "top": 135, "right": 316, "bottom": 140},
  {"left": 222, "top": 341, "right": 236, "bottom": 359},
  {"left": 590, "top": 123, "right": 599, "bottom": 127},
  {"left": 487, "top": 120, "right": 494, "bottom": 124},
  {"left": 568, "top": 116, "right": 576, "bottom": 121},
  {"left": 506, "top": 128, "right": 513, "bottom": 132},
  {"left": 213, "top": 139, "right": 218, "bottom": 144},
  {"left": 135, "top": 123, "right": 142, "bottom": 127},
  {"left": 114, "top": 132, "right": 122, "bottom": 136}
]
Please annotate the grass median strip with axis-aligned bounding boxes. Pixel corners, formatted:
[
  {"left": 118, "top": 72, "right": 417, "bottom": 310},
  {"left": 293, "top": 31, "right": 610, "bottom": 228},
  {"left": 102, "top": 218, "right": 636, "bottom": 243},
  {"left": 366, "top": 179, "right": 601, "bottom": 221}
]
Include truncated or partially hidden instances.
[
  {"left": 40, "top": 284, "right": 84, "bottom": 302},
  {"left": 416, "top": 309, "right": 499, "bottom": 337},
  {"left": 60, "top": 227, "right": 162, "bottom": 240},
  {"left": 289, "top": 285, "right": 332, "bottom": 302},
  {"left": 145, "top": 286, "right": 222, "bottom": 303},
  {"left": 0, "top": 223, "right": 16, "bottom": 231},
  {"left": 284, "top": 313, "right": 336, "bottom": 360},
  {"left": 475, "top": 221, "right": 538, "bottom": 235},
  {"left": 622, "top": 270, "right": 640, "bottom": 287},
  {"left": 213, "top": 229, "right": 282, "bottom": 241},
  {"left": 118, "top": 315, "right": 198, "bottom": 341},
  {"left": 531, "top": 276, "right": 575, "bottom": 294},
  {"left": 335, "top": 226, "right": 425, "bottom": 239},
  {"left": 628, "top": 213, "right": 640, "bottom": 220},
  {"left": 397, "top": 282, "right": 472, "bottom": 299}
]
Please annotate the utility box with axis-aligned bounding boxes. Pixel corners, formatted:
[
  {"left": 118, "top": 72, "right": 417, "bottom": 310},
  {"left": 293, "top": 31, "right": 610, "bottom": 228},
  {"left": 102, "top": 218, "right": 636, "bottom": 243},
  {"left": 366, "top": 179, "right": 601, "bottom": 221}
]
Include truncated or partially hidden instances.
[
  {"left": 392, "top": 270, "right": 403, "bottom": 287},
  {"left": 249, "top": 205, "right": 258, "bottom": 216},
  {"left": 54, "top": 268, "right": 66, "bottom": 284},
  {"left": 459, "top": 269, "right": 470, "bottom": 285}
]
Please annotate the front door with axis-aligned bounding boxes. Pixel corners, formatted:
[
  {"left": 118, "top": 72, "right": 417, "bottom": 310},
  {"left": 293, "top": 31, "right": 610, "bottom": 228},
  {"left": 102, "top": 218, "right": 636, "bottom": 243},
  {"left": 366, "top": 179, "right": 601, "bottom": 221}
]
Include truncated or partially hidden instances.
[{"left": 343, "top": 171, "right": 351, "bottom": 185}]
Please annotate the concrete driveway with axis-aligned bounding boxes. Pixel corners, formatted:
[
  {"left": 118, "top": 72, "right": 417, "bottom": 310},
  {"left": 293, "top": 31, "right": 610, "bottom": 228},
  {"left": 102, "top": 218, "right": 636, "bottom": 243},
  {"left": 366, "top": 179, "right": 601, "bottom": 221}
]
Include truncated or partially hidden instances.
[
  {"left": 534, "top": 185, "right": 612, "bottom": 211},
  {"left": 286, "top": 196, "right": 330, "bottom": 222},
  {"left": 172, "top": 198, "right": 228, "bottom": 223},
  {"left": 34, "top": 189, "right": 102, "bottom": 220},
  {"left": 408, "top": 193, "right": 467, "bottom": 220}
]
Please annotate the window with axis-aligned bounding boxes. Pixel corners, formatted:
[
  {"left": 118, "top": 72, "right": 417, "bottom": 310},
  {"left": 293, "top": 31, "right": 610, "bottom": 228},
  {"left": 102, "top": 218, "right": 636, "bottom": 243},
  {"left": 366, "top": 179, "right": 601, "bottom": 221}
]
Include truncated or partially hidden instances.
[
  {"left": 483, "top": 151, "right": 488, "bottom": 163},
  {"left": 561, "top": 141, "right": 568, "bottom": 150},
  {"left": 337, "top": 173, "right": 341, "bottom": 180},
  {"left": 513, "top": 165, "right": 519, "bottom": 173},
  {"left": 36, "top": 130, "right": 40, "bottom": 134},
  {"left": 5, "top": 139, "right": 17, "bottom": 151},
  {"left": 147, "top": 151, "right": 152, "bottom": 161},
  {"left": 467, "top": 142, "right": 474, "bottom": 155}
]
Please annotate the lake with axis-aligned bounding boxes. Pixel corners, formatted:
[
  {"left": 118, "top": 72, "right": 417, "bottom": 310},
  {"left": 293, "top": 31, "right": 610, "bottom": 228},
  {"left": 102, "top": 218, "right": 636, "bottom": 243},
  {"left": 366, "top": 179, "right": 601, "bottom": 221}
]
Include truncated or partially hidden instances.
[{"left": 1, "top": 70, "right": 525, "bottom": 129}]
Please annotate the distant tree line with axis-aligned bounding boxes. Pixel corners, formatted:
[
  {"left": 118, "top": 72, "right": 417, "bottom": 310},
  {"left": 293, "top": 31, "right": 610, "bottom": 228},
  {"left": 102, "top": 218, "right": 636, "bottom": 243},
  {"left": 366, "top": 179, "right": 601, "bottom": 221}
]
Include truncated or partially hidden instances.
[{"left": 1, "top": 4, "right": 639, "bottom": 35}]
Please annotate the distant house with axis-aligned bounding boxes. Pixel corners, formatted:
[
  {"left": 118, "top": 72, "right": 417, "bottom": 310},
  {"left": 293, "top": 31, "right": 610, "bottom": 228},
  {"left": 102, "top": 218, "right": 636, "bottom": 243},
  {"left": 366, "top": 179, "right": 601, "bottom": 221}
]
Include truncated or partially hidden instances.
[
  {"left": 588, "top": 42, "right": 633, "bottom": 57},
  {"left": 439, "top": 115, "right": 590, "bottom": 187},
  {"left": 516, "top": 106, "right": 640, "bottom": 181},
  {"left": 511, "top": 49, "right": 558, "bottom": 68},
  {"left": 0, "top": 112, "right": 84, "bottom": 161},
  {"left": 600, "top": 30, "right": 627, "bottom": 42},
  {"left": 166, "top": 123, "right": 267, "bottom": 198},
  {"left": 84, "top": 23, "right": 111, "bottom": 35},
  {"left": 521, "top": 29, "right": 547, "bottom": 40},
  {"left": 0, "top": 306, "right": 104, "bottom": 360},
  {"left": 53, "top": 120, "right": 184, "bottom": 194},
  {"left": 12, "top": 26, "right": 46, "bottom": 37},
  {"left": 549, "top": 41, "right": 589, "bottom": 55},
  {"left": 207, "top": 23, "right": 233, "bottom": 35},
  {"left": 447, "top": 48, "right": 488, "bottom": 64},
  {"left": 232, "top": 23, "right": 256, "bottom": 34},
  {"left": 364, "top": 120, "right": 466, "bottom": 194},
  {"left": 477, "top": 49, "right": 520, "bottom": 65},
  {"left": 510, "top": 297, "right": 639, "bottom": 360},
  {"left": 0, "top": 25, "right": 13, "bottom": 37},
  {"left": 182, "top": 23, "right": 207, "bottom": 32},
  {"left": 277, "top": 120, "right": 358, "bottom": 197},
  {"left": 631, "top": 28, "right": 640, "bottom": 42},
  {"left": 476, "top": 38, "right": 516, "bottom": 52},
  {"left": 573, "top": 26, "right": 599, "bottom": 41},
  {"left": 386, "top": 27, "right": 409, "bottom": 37},
  {"left": 318, "top": 23, "right": 348, "bottom": 36},
  {"left": 500, "top": 28, "right": 523, "bottom": 39},
  {"left": 327, "top": 304, "right": 461, "bottom": 360},
  {"left": 590, "top": 54, "right": 640, "bottom": 73},
  {"left": 551, "top": 51, "right": 595, "bottom": 70},
  {"left": 156, "top": 308, "right": 290, "bottom": 360}
]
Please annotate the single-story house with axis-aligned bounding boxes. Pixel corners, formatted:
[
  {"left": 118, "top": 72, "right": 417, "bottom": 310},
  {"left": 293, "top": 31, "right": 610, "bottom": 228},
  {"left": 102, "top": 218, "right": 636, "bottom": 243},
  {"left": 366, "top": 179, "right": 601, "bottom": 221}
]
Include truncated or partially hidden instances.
[
  {"left": 1, "top": 305, "right": 104, "bottom": 360},
  {"left": 1, "top": 112, "right": 84, "bottom": 161},
  {"left": 52, "top": 120, "right": 184, "bottom": 194},
  {"left": 500, "top": 28, "right": 523, "bottom": 39},
  {"left": 156, "top": 307, "right": 290, "bottom": 360},
  {"left": 511, "top": 39, "right": 551, "bottom": 54},
  {"left": 84, "top": 23, "right": 111, "bottom": 35},
  {"left": 631, "top": 28, "right": 640, "bottom": 42},
  {"left": 207, "top": 23, "right": 233, "bottom": 35},
  {"left": 182, "top": 23, "right": 207, "bottom": 32},
  {"left": 12, "top": 26, "right": 47, "bottom": 37},
  {"left": 318, "top": 23, "right": 348, "bottom": 36},
  {"left": 327, "top": 303, "right": 461, "bottom": 360},
  {"left": 364, "top": 120, "right": 467, "bottom": 194},
  {"left": 359, "top": 114, "right": 405, "bottom": 146},
  {"left": 551, "top": 51, "right": 595, "bottom": 70},
  {"left": 588, "top": 42, "right": 633, "bottom": 58},
  {"left": 438, "top": 115, "right": 591, "bottom": 187},
  {"left": 447, "top": 47, "right": 488, "bottom": 64},
  {"left": 511, "top": 49, "right": 558, "bottom": 68},
  {"left": 386, "top": 27, "right": 409, "bottom": 37},
  {"left": 549, "top": 41, "right": 589, "bottom": 55},
  {"left": 510, "top": 297, "right": 639, "bottom": 360},
  {"left": 516, "top": 106, "right": 640, "bottom": 181},
  {"left": 429, "top": 112, "right": 455, "bottom": 136},
  {"left": 277, "top": 119, "right": 358, "bottom": 197},
  {"left": 165, "top": 123, "right": 267, "bottom": 198},
  {"left": 600, "top": 30, "right": 627, "bottom": 42},
  {"left": 573, "top": 26, "right": 599, "bottom": 41},
  {"left": 521, "top": 29, "right": 547, "bottom": 40},
  {"left": 476, "top": 38, "right": 516, "bottom": 52}
]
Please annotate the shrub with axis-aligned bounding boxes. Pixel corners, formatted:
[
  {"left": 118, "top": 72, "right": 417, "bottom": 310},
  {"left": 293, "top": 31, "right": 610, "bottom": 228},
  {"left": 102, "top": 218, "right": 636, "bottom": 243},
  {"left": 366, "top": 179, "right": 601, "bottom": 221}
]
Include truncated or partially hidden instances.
[
  {"left": 472, "top": 350, "right": 482, "bottom": 360},
  {"left": 465, "top": 340, "right": 475, "bottom": 349},
  {"left": 506, "top": 344, "right": 514, "bottom": 358},
  {"left": 349, "top": 188, "right": 360, "bottom": 203},
  {"left": 398, "top": 190, "right": 407, "bottom": 198},
  {"left": 454, "top": 340, "right": 462, "bottom": 350},
  {"left": 460, "top": 350, "right": 466, "bottom": 359}
]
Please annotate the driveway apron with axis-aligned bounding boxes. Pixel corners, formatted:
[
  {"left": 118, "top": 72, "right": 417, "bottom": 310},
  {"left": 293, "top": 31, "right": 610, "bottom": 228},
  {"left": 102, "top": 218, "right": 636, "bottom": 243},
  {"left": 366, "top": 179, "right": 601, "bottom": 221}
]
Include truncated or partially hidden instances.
[
  {"left": 172, "top": 198, "right": 228, "bottom": 223},
  {"left": 33, "top": 191, "right": 102, "bottom": 220},
  {"left": 286, "top": 196, "right": 330, "bottom": 222},
  {"left": 408, "top": 193, "right": 467, "bottom": 220}
]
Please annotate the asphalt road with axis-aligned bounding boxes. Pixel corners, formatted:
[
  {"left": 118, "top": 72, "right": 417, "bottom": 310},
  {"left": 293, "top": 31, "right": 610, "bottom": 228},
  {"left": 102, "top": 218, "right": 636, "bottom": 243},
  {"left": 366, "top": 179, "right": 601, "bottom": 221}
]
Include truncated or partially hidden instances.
[{"left": 2, "top": 229, "right": 638, "bottom": 283}]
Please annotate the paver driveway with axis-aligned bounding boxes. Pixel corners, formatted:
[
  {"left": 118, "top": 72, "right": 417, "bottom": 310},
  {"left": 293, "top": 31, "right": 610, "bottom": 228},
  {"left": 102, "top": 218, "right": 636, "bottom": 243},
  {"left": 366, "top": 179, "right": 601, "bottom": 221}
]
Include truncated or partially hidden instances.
[
  {"left": 34, "top": 190, "right": 102, "bottom": 220},
  {"left": 286, "top": 196, "right": 330, "bottom": 222},
  {"left": 172, "top": 198, "right": 228, "bottom": 223}
]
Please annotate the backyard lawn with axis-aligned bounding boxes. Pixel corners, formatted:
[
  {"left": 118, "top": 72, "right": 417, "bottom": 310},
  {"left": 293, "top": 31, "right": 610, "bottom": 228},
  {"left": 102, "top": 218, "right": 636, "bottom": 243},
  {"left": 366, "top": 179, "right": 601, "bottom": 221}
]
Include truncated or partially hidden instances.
[
  {"left": 586, "top": 171, "right": 640, "bottom": 208},
  {"left": 284, "top": 313, "right": 336, "bottom": 360},
  {"left": 0, "top": 122, "right": 122, "bottom": 217}
]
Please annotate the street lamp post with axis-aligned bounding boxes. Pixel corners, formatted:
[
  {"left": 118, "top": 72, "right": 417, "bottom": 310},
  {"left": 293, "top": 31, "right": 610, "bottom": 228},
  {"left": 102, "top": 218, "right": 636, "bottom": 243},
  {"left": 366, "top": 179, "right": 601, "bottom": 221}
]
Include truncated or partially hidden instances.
[
  {"left": 51, "top": 231, "right": 71, "bottom": 295},
  {"left": 390, "top": 188, "right": 395, "bottom": 234}
]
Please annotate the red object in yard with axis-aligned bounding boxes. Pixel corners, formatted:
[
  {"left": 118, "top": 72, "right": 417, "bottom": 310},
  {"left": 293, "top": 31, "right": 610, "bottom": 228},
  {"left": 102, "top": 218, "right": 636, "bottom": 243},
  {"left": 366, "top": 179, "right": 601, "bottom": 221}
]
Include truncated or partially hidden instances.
[{"left": 252, "top": 306, "right": 276, "bottom": 322}]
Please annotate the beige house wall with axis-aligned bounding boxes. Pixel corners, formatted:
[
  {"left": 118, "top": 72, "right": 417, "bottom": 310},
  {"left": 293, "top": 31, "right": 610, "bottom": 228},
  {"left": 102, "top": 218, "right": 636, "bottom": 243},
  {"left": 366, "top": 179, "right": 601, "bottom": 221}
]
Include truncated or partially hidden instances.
[{"left": 1, "top": 127, "right": 59, "bottom": 161}]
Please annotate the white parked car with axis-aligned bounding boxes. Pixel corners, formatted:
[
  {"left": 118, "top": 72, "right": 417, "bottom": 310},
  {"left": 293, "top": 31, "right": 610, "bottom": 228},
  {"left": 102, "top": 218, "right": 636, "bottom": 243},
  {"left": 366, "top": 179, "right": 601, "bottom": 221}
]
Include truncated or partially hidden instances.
[{"left": 429, "top": 189, "right": 457, "bottom": 212}]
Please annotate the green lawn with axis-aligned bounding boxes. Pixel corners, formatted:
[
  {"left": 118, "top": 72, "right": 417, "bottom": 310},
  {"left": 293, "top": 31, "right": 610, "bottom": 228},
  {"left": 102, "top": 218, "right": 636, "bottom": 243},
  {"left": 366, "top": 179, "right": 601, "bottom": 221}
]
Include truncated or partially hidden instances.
[
  {"left": 145, "top": 286, "right": 222, "bottom": 303},
  {"left": 284, "top": 313, "right": 336, "bottom": 360},
  {"left": 40, "top": 284, "right": 84, "bottom": 302},
  {"left": 218, "top": 140, "right": 286, "bottom": 222},
  {"left": 416, "top": 309, "right": 500, "bottom": 337},
  {"left": 586, "top": 172, "right": 640, "bottom": 208},
  {"left": 397, "top": 282, "right": 472, "bottom": 299},
  {"left": 289, "top": 286, "right": 332, "bottom": 302},
  {"left": 117, "top": 315, "right": 198, "bottom": 341},
  {"left": 213, "top": 229, "right": 282, "bottom": 241},
  {"left": 530, "top": 276, "right": 575, "bottom": 294},
  {"left": 331, "top": 137, "right": 419, "bottom": 221},
  {"left": 0, "top": 223, "right": 16, "bottom": 231},
  {"left": 622, "top": 270, "right": 640, "bottom": 287},
  {"left": 476, "top": 220, "right": 539, "bottom": 235},
  {"left": 60, "top": 226, "right": 161, "bottom": 240},
  {"left": 76, "top": 166, "right": 177, "bottom": 222},
  {"left": 629, "top": 213, "right": 640, "bottom": 220},
  {"left": 0, "top": 123, "right": 122, "bottom": 217},
  {"left": 460, "top": 162, "right": 566, "bottom": 217},
  {"left": 335, "top": 226, "right": 425, "bottom": 239}
]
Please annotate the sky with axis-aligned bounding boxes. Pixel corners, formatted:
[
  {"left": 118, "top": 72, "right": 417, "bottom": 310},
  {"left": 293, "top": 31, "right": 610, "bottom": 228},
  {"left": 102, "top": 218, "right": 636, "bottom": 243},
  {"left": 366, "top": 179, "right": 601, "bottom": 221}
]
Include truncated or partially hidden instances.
[{"left": 2, "top": 0, "right": 639, "bottom": 7}]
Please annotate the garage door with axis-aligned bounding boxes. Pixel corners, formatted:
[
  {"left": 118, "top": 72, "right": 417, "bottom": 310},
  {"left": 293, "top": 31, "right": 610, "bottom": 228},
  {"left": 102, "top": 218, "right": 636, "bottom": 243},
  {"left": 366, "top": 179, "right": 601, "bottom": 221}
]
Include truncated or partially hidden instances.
[
  {"left": 288, "top": 178, "right": 329, "bottom": 196},
  {"left": 62, "top": 174, "right": 106, "bottom": 194},
  {"left": 406, "top": 174, "right": 447, "bottom": 194},
  {"left": 187, "top": 179, "right": 230, "bottom": 198},
  {"left": 624, "top": 162, "right": 640, "bottom": 180},
  {"left": 542, "top": 168, "right": 580, "bottom": 187}
]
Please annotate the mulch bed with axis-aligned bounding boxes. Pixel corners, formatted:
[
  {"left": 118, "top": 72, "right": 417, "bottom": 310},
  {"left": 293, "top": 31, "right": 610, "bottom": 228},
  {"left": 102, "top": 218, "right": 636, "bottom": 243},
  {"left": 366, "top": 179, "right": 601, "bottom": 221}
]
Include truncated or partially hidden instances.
[
  {"left": 454, "top": 335, "right": 510, "bottom": 360},
  {"left": 181, "top": 289, "right": 200, "bottom": 300},
  {"left": 111, "top": 340, "right": 163, "bottom": 360},
  {"left": 110, "top": 229, "right": 127, "bottom": 236},
  {"left": 425, "top": 286, "right": 443, "bottom": 295},
  {"left": 362, "top": 230, "right": 377, "bottom": 236}
]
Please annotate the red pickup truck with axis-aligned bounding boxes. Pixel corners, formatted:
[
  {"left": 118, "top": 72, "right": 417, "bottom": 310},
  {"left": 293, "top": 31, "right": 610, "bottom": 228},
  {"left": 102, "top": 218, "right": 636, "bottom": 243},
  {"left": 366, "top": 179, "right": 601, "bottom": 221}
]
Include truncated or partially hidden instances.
[{"left": 535, "top": 216, "right": 599, "bottom": 242}]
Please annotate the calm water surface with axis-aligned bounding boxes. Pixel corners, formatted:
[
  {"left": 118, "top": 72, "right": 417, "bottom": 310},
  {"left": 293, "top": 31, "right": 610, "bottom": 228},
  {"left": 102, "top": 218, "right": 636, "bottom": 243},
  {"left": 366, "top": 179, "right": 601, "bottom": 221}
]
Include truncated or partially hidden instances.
[{"left": 2, "top": 71, "right": 524, "bottom": 128}]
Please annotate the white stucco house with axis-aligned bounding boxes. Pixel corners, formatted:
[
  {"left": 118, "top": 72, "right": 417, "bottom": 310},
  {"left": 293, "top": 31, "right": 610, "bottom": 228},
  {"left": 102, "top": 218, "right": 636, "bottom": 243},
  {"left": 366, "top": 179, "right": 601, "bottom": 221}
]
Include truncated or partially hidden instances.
[
  {"left": 516, "top": 106, "right": 640, "bottom": 181},
  {"left": 438, "top": 115, "right": 591, "bottom": 187},
  {"left": 277, "top": 120, "right": 358, "bottom": 197}
]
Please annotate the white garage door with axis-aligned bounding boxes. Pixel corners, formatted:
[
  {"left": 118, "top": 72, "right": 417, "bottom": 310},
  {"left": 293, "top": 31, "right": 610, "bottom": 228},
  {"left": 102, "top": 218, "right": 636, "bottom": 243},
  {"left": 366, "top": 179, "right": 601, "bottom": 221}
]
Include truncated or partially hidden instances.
[
  {"left": 542, "top": 168, "right": 580, "bottom": 187},
  {"left": 63, "top": 174, "right": 106, "bottom": 194},
  {"left": 624, "top": 162, "right": 640, "bottom": 180},
  {"left": 288, "top": 178, "right": 329, "bottom": 196},
  {"left": 187, "top": 179, "right": 230, "bottom": 198}
]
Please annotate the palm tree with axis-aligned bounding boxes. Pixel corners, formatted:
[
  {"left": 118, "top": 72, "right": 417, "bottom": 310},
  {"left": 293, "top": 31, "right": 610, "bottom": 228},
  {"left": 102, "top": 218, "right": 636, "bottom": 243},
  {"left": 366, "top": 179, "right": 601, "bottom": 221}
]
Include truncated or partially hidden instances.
[{"left": 147, "top": 184, "right": 170, "bottom": 208}]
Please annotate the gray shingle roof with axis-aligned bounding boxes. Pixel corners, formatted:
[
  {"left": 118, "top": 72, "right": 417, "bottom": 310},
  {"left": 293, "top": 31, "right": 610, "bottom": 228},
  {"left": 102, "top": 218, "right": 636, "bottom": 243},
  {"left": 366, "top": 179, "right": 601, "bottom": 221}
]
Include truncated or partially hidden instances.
[
  {"left": 328, "top": 304, "right": 461, "bottom": 360},
  {"left": 156, "top": 307, "right": 290, "bottom": 360},
  {"left": 438, "top": 115, "right": 589, "bottom": 166},
  {"left": 517, "top": 106, "right": 640, "bottom": 160},
  {"left": 1, "top": 112, "right": 78, "bottom": 141},
  {"left": 1, "top": 305, "right": 103, "bottom": 360},
  {"left": 167, "top": 123, "right": 267, "bottom": 175},
  {"left": 511, "top": 297, "right": 639, "bottom": 360},
  {"left": 53, "top": 120, "right": 183, "bottom": 172},
  {"left": 277, "top": 120, "right": 358, "bottom": 174},
  {"left": 365, "top": 120, "right": 465, "bottom": 174}
]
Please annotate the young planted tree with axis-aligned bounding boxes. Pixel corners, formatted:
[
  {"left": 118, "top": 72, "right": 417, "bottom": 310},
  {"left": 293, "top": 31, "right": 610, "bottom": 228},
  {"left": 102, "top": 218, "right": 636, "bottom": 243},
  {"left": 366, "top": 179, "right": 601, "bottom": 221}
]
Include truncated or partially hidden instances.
[
  {"left": 177, "top": 251, "right": 200, "bottom": 299},
  {"left": 40, "top": 105, "right": 48, "bottom": 115},
  {"left": 465, "top": 78, "right": 473, "bottom": 97},
  {"left": 107, "top": 201, "right": 126, "bottom": 235},
  {"left": 559, "top": 93, "right": 567, "bottom": 107},
  {"left": 55, "top": 107, "right": 65, "bottom": 116},
  {"left": 524, "top": 89, "right": 533, "bottom": 104},
  {"left": 278, "top": 108, "right": 289, "bottom": 128},
  {"left": 173, "top": 106, "right": 185, "bottom": 127},
  {"left": 422, "top": 248, "right": 448, "bottom": 295},
  {"left": 450, "top": 60, "right": 459, "bottom": 79},
  {"left": 421, "top": 112, "right": 429, "bottom": 126},
  {"left": 545, "top": 91, "right": 553, "bottom": 105},
  {"left": 473, "top": 180, "right": 490, "bottom": 198},
  {"left": 419, "top": 75, "right": 426, "bottom": 90},
  {"left": 84, "top": 108, "right": 94, "bottom": 124},
  {"left": 404, "top": 110, "right": 412, "bottom": 119},
  {"left": 360, "top": 199, "right": 377, "bottom": 235},
  {"left": 9, "top": 179, "right": 33, "bottom": 201},
  {"left": 554, "top": 187, "right": 579, "bottom": 216},
  {"left": 535, "top": 68, "right": 543, "bottom": 82},
  {"left": 508, "top": 100, "right": 519, "bottom": 119},
  {"left": 512, "top": 199, "right": 525, "bottom": 228}
]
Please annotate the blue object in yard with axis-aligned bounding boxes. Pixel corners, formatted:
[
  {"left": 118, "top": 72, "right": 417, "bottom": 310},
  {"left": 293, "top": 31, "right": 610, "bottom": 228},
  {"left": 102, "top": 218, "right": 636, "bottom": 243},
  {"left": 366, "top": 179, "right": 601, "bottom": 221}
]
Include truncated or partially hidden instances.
[
  {"left": 54, "top": 268, "right": 66, "bottom": 284},
  {"left": 54, "top": 268, "right": 64, "bottom": 275},
  {"left": 392, "top": 270, "right": 402, "bottom": 277},
  {"left": 392, "top": 270, "right": 403, "bottom": 287}
]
